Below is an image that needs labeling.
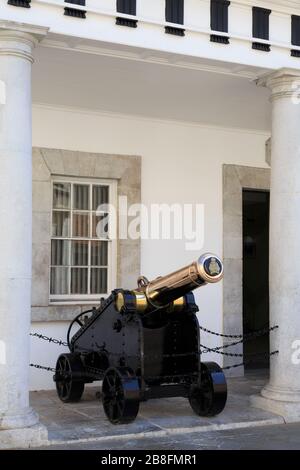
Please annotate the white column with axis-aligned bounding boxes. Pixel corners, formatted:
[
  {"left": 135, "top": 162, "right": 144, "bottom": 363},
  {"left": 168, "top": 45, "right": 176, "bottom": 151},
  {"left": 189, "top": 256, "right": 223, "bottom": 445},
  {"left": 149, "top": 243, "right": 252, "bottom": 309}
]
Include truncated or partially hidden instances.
[
  {"left": 252, "top": 68, "right": 300, "bottom": 422},
  {"left": 0, "top": 24, "right": 48, "bottom": 448}
]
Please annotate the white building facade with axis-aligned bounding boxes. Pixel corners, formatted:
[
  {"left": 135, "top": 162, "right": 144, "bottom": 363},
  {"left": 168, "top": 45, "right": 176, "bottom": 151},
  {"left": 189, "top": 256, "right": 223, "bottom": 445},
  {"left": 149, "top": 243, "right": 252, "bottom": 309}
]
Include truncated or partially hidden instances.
[{"left": 1, "top": 0, "right": 300, "bottom": 448}]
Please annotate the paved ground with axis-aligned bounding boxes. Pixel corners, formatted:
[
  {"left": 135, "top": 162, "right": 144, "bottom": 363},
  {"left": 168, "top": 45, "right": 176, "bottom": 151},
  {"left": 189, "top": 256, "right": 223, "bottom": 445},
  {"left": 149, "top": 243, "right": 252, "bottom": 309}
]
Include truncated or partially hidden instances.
[
  {"left": 36, "top": 422, "right": 300, "bottom": 450},
  {"left": 28, "top": 370, "right": 294, "bottom": 450}
]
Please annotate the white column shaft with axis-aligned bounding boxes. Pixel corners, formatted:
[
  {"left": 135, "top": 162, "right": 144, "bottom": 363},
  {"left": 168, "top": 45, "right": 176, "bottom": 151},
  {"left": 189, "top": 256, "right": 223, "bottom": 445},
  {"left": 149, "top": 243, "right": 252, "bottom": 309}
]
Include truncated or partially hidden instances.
[
  {"left": 268, "top": 91, "right": 300, "bottom": 398},
  {"left": 252, "top": 69, "right": 300, "bottom": 421},
  {"left": 0, "top": 31, "right": 37, "bottom": 429}
]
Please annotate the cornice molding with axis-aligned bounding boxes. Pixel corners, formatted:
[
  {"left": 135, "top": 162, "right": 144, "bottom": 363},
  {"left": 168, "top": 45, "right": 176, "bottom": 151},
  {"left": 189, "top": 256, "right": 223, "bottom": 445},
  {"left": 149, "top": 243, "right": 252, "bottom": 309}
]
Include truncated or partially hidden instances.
[
  {"left": 40, "top": 35, "right": 269, "bottom": 81},
  {"left": 0, "top": 21, "right": 48, "bottom": 62},
  {"left": 0, "top": 20, "right": 48, "bottom": 41},
  {"left": 257, "top": 67, "right": 300, "bottom": 100}
]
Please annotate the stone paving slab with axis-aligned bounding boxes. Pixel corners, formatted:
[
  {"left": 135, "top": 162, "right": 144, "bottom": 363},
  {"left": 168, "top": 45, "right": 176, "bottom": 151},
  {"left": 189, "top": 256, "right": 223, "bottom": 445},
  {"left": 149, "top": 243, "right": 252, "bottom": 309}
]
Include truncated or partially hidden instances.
[{"left": 30, "top": 371, "right": 284, "bottom": 447}]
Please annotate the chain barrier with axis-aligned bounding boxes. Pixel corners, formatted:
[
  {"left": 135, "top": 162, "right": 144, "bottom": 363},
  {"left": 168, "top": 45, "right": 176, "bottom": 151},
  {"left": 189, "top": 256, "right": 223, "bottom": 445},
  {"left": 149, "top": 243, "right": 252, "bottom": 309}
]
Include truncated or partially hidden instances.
[
  {"left": 30, "top": 363, "right": 56, "bottom": 372},
  {"left": 30, "top": 349, "right": 279, "bottom": 377},
  {"left": 222, "top": 350, "right": 279, "bottom": 371},
  {"left": 199, "top": 324, "right": 278, "bottom": 339},
  {"left": 30, "top": 332, "right": 68, "bottom": 347},
  {"left": 30, "top": 362, "right": 199, "bottom": 382},
  {"left": 30, "top": 324, "right": 278, "bottom": 350},
  {"left": 29, "top": 323, "right": 279, "bottom": 375}
]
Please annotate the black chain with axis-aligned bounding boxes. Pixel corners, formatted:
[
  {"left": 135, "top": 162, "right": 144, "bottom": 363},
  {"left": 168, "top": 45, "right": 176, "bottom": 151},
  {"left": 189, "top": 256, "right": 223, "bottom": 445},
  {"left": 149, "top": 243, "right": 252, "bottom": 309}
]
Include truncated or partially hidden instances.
[
  {"left": 30, "top": 349, "right": 279, "bottom": 377},
  {"left": 200, "top": 343, "right": 279, "bottom": 358},
  {"left": 30, "top": 363, "right": 56, "bottom": 372},
  {"left": 223, "top": 350, "right": 279, "bottom": 370},
  {"left": 199, "top": 324, "right": 278, "bottom": 339},
  {"left": 30, "top": 324, "right": 278, "bottom": 350},
  {"left": 30, "top": 363, "right": 198, "bottom": 382},
  {"left": 30, "top": 332, "right": 68, "bottom": 347},
  {"left": 29, "top": 324, "right": 279, "bottom": 375}
]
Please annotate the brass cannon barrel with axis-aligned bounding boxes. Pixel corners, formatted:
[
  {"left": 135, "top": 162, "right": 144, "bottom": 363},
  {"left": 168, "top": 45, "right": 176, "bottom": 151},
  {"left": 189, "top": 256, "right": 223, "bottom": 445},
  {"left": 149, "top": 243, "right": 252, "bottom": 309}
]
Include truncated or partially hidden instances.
[
  {"left": 115, "top": 253, "right": 223, "bottom": 313},
  {"left": 137, "top": 253, "right": 223, "bottom": 309}
]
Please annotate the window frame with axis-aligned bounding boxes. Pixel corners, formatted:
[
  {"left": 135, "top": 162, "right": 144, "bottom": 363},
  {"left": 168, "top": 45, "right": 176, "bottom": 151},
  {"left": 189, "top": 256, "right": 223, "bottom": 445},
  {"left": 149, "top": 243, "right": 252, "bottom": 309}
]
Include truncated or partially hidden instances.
[
  {"left": 292, "top": 15, "right": 300, "bottom": 46},
  {"left": 165, "top": 0, "right": 184, "bottom": 25},
  {"left": 49, "top": 176, "right": 117, "bottom": 304},
  {"left": 116, "top": 0, "right": 136, "bottom": 16},
  {"left": 252, "top": 7, "right": 271, "bottom": 40},
  {"left": 210, "top": 0, "right": 230, "bottom": 33}
]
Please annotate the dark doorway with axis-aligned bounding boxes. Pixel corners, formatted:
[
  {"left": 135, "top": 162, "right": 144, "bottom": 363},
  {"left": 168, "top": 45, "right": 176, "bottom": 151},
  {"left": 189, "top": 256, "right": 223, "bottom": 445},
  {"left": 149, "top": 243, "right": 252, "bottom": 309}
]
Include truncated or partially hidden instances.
[{"left": 243, "top": 189, "right": 270, "bottom": 370}]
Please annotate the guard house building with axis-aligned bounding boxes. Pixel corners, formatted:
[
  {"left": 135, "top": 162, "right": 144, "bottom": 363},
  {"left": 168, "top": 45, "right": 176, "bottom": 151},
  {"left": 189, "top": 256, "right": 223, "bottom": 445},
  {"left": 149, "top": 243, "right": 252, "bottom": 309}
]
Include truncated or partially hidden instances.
[{"left": 1, "top": 0, "right": 300, "bottom": 447}]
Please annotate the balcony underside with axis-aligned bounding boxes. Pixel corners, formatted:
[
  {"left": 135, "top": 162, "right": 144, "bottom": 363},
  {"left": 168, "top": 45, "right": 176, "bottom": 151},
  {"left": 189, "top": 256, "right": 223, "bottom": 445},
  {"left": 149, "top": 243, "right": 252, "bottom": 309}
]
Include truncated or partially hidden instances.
[{"left": 32, "top": 38, "right": 271, "bottom": 132}]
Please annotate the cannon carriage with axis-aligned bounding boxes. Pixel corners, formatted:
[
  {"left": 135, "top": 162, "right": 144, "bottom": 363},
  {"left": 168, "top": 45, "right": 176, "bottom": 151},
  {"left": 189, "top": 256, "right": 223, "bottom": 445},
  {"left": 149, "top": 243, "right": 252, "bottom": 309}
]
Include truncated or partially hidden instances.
[{"left": 54, "top": 253, "right": 227, "bottom": 424}]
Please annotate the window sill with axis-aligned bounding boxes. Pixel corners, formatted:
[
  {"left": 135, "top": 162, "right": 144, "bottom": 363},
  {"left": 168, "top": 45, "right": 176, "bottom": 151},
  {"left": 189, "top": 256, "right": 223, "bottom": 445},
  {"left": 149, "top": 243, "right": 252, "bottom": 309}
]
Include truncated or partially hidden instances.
[
  {"left": 165, "top": 26, "right": 185, "bottom": 37},
  {"left": 64, "top": 7, "right": 86, "bottom": 18},
  {"left": 116, "top": 17, "right": 138, "bottom": 28},
  {"left": 291, "top": 49, "right": 300, "bottom": 57},
  {"left": 252, "top": 42, "right": 271, "bottom": 52},
  {"left": 210, "top": 34, "right": 230, "bottom": 44}
]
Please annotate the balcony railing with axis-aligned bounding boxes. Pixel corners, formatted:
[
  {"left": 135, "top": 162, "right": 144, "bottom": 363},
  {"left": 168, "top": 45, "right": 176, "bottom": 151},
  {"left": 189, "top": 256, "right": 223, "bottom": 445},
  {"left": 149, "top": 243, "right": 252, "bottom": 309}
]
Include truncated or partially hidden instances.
[{"left": 5, "top": 0, "right": 300, "bottom": 58}]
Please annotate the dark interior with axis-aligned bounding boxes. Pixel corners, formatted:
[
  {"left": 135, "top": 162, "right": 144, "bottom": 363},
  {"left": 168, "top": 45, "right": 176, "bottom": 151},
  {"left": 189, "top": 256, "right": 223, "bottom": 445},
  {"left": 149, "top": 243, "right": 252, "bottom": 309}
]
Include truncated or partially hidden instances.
[{"left": 242, "top": 189, "right": 270, "bottom": 370}]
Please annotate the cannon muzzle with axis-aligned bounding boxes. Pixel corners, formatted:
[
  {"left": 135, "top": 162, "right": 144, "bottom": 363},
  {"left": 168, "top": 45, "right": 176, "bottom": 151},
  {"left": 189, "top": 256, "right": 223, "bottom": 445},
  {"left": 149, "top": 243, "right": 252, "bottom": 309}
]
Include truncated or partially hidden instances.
[{"left": 115, "top": 253, "right": 223, "bottom": 313}]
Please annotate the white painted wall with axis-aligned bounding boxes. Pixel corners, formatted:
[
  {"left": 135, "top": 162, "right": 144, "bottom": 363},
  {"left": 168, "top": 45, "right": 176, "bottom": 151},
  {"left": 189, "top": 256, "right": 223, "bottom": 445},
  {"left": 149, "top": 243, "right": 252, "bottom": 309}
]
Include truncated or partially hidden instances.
[{"left": 30, "top": 105, "right": 269, "bottom": 390}]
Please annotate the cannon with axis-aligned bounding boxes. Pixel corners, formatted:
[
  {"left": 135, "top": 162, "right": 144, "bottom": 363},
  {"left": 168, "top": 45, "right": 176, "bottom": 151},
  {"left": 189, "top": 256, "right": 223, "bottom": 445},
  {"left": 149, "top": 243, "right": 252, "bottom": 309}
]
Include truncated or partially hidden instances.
[{"left": 54, "top": 253, "right": 227, "bottom": 424}]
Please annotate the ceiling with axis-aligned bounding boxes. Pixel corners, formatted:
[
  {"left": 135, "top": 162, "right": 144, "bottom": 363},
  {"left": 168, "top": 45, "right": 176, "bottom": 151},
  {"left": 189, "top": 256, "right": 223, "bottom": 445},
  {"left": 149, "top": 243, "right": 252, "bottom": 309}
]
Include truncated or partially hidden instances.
[{"left": 32, "top": 42, "right": 272, "bottom": 131}]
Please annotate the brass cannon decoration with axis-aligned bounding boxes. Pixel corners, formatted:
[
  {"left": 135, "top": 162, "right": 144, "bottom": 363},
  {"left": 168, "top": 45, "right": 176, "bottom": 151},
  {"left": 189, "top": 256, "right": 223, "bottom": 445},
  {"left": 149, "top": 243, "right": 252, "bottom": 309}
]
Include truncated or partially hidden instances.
[{"left": 54, "top": 253, "right": 227, "bottom": 424}]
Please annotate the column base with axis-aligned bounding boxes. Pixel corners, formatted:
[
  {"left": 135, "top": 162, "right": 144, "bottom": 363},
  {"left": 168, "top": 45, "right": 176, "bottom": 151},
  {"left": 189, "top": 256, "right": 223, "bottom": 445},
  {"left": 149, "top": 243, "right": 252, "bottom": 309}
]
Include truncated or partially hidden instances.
[
  {"left": 0, "top": 423, "right": 48, "bottom": 449},
  {"left": 0, "top": 407, "right": 48, "bottom": 448},
  {"left": 251, "top": 392, "right": 300, "bottom": 423},
  {"left": 0, "top": 406, "right": 39, "bottom": 429}
]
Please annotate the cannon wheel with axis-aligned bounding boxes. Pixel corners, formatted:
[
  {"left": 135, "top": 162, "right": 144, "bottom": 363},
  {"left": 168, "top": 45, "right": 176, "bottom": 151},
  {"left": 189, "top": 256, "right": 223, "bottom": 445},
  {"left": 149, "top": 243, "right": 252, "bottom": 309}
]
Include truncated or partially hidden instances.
[
  {"left": 55, "top": 353, "right": 85, "bottom": 403},
  {"left": 188, "top": 362, "right": 227, "bottom": 417},
  {"left": 102, "top": 367, "right": 140, "bottom": 424}
]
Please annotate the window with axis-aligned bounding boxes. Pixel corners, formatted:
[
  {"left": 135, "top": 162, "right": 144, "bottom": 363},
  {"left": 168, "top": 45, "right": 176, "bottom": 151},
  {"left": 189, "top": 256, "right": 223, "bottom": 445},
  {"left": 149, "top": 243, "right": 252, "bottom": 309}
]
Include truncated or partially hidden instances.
[
  {"left": 252, "top": 7, "right": 271, "bottom": 51},
  {"left": 64, "top": 0, "right": 86, "bottom": 19},
  {"left": 165, "top": 0, "right": 185, "bottom": 36},
  {"left": 50, "top": 179, "right": 117, "bottom": 302},
  {"left": 210, "top": 0, "right": 230, "bottom": 44},
  {"left": 116, "top": 0, "right": 137, "bottom": 28},
  {"left": 291, "top": 15, "right": 300, "bottom": 57}
]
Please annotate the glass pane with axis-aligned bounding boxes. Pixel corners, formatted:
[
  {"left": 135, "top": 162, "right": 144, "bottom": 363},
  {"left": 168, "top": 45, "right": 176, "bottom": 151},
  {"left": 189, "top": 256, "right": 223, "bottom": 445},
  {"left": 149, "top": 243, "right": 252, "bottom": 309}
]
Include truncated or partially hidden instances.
[
  {"left": 92, "top": 213, "right": 109, "bottom": 238},
  {"left": 53, "top": 182, "right": 70, "bottom": 209},
  {"left": 72, "top": 212, "right": 89, "bottom": 237},
  {"left": 50, "top": 267, "right": 69, "bottom": 295},
  {"left": 71, "top": 240, "right": 89, "bottom": 266},
  {"left": 73, "top": 184, "right": 89, "bottom": 210},
  {"left": 93, "top": 185, "right": 109, "bottom": 210},
  {"left": 51, "top": 240, "right": 69, "bottom": 266},
  {"left": 71, "top": 268, "right": 88, "bottom": 294},
  {"left": 52, "top": 211, "right": 70, "bottom": 237},
  {"left": 91, "top": 268, "right": 107, "bottom": 294},
  {"left": 91, "top": 241, "right": 108, "bottom": 266}
]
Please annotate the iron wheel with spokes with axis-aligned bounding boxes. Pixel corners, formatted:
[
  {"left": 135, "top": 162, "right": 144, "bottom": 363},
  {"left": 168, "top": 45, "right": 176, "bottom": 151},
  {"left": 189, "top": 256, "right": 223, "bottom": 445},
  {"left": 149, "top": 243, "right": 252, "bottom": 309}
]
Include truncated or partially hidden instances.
[
  {"left": 189, "top": 362, "right": 227, "bottom": 417},
  {"left": 102, "top": 367, "right": 140, "bottom": 424},
  {"left": 55, "top": 353, "right": 85, "bottom": 403}
]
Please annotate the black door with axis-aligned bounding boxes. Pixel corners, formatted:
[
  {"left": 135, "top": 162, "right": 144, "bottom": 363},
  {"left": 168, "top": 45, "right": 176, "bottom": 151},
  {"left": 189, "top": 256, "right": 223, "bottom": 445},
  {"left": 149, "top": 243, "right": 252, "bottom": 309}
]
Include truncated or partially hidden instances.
[{"left": 243, "top": 189, "right": 270, "bottom": 370}]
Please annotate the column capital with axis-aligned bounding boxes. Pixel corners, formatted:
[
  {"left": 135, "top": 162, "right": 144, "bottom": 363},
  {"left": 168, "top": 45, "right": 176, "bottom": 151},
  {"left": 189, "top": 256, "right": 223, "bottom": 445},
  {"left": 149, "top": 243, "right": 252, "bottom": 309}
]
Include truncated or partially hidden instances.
[
  {"left": 0, "top": 21, "right": 48, "bottom": 63},
  {"left": 257, "top": 68, "right": 300, "bottom": 101}
]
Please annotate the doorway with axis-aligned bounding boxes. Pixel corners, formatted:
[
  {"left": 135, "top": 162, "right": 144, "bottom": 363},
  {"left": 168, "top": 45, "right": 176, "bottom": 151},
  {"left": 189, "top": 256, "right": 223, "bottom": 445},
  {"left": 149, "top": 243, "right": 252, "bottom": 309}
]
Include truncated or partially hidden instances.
[{"left": 242, "top": 189, "right": 270, "bottom": 370}]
